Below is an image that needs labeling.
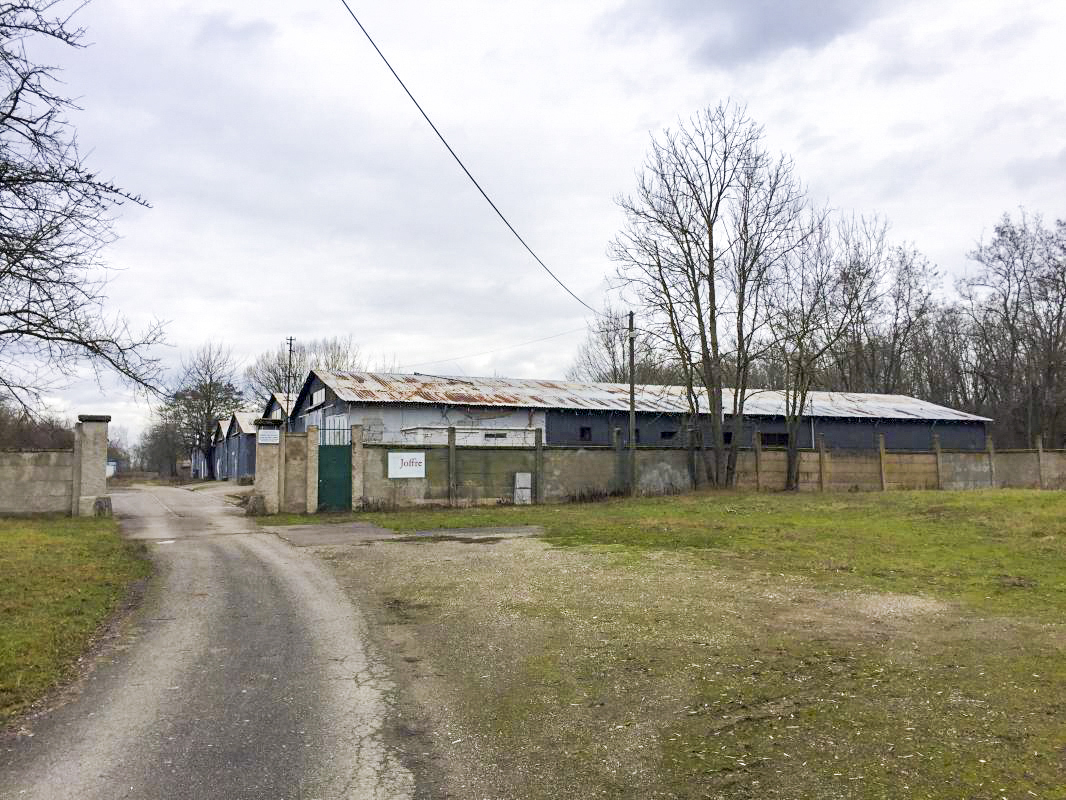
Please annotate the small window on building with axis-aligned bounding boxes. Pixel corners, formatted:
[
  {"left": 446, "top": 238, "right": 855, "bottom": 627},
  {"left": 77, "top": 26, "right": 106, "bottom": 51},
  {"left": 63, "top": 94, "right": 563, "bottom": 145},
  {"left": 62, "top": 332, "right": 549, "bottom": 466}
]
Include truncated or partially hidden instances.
[
  {"left": 579, "top": 426, "right": 592, "bottom": 442},
  {"left": 311, "top": 388, "right": 326, "bottom": 407},
  {"left": 660, "top": 430, "right": 676, "bottom": 441},
  {"left": 723, "top": 431, "right": 733, "bottom": 445},
  {"left": 761, "top": 433, "right": 789, "bottom": 447},
  {"left": 484, "top": 432, "right": 507, "bottom": 439}
]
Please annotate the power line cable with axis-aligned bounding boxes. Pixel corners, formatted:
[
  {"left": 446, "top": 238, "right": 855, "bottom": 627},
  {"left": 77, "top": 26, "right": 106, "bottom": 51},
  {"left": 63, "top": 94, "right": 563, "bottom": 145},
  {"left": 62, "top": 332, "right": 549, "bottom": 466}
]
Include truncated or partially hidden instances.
[{"left": 335, "top": 0, "right": 599, "bottom": 314}]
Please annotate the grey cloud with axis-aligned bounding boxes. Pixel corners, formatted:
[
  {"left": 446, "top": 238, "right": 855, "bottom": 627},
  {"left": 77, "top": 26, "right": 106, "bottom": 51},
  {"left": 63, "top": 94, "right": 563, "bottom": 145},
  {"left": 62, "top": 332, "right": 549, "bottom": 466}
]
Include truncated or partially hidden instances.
[
  {"left": 1009, "top": 148, "right": 1066, "bottom": 192},
  {"left": 603, "top": 0, "right": 890, "bottom": 67},
  {"left": 193, "top": 14, "right": 276, "bottom": 48}
]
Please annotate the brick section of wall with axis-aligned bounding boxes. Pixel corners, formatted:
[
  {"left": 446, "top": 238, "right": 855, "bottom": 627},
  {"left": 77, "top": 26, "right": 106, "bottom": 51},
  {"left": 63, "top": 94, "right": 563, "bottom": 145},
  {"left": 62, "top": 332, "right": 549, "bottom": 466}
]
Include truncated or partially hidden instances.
[{"left": 0, "top": 450, "right": 75, "bottom": 513}]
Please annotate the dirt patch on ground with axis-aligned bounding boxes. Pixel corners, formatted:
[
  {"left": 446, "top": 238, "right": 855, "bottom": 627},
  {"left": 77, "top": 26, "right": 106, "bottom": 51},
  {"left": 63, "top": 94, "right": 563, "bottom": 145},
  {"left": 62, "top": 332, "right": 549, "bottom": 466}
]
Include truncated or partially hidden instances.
[{"left": 319, "top": 537, "right": 1066, "bottom": 799}]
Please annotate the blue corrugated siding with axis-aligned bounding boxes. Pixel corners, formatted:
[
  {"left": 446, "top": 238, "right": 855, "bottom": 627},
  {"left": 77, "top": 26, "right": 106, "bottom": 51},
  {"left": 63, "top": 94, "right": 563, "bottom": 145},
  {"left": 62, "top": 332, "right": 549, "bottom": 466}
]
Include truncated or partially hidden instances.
[{"left": 544, "top": 410, "right": 987, "bottom": 451}]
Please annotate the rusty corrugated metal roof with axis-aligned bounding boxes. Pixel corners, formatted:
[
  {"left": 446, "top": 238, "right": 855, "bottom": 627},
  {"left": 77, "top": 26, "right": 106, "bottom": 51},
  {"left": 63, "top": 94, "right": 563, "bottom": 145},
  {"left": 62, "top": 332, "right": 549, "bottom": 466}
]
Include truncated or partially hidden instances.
[{"left": 311, "top": 371, "right": 990, "bottom": 421}]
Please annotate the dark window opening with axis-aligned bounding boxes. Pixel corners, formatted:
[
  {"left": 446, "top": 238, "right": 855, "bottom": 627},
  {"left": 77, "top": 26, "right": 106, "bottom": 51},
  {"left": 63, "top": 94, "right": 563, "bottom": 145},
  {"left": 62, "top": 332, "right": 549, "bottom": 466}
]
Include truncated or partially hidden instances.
[
  {"left": 660, "top": 430, "right": 676, "bottom": 440},
  {"left": 723, "top": 431, "right": 733, "bottom": 445},
  {"left": 484, "top": 432, "right": 507, "bottom": 439},
  {"left": 635, "top": 429, "right": 641, "bottom": 443},
  {"left": 761, "top": 433, "right": 789, "bottom": 447},
  {"left": 579, "top": 426, "right": 592, "bottom": 442}
]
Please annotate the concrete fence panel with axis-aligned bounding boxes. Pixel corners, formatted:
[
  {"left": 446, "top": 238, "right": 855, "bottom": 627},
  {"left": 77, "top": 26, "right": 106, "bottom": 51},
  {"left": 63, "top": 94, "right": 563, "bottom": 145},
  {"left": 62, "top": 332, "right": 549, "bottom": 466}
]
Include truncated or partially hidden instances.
[
  {"left": 941, "top": 451, "right": 993, "bottom": 490},
  {"left": 884, "top": 452, "right": 939, "bottom": 490},
  {"left": 994, "top": 451, "right": 1041, "bottom": 489},
  {"left": 0, "top": 414, "right": 110, "bottom": 516}
]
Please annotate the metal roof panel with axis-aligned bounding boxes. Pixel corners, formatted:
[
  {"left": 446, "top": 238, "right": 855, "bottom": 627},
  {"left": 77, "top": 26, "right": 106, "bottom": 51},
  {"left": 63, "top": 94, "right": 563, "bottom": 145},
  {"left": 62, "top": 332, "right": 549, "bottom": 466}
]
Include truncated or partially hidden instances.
[{"left": 309, "top": 371, "right": 991, "bottom": 422}]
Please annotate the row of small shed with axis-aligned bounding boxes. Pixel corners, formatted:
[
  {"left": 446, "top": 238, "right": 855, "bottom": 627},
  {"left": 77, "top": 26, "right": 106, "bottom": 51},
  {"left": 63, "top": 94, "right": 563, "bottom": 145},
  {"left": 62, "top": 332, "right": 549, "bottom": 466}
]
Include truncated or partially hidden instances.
[{"left": 190, "top": 371, "right": 993, "bottom": 482}]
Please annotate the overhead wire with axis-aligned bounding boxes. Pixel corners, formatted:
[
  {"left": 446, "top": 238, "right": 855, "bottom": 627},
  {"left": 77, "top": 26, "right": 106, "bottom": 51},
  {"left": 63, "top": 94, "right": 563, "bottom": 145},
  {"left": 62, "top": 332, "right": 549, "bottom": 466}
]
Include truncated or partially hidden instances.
[{"left": 335, "top": 0, "right": 600, "bottom": 315}]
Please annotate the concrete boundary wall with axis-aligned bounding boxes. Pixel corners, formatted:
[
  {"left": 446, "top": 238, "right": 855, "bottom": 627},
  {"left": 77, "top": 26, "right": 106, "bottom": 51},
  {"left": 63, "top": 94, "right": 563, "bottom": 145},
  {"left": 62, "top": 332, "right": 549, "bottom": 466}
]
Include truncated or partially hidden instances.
[
  {"left": 252, "top": 421, "right": 1066, "bottom": 513},
  {"left": 0, "top": 415, "right": 111, "bottom": 516}
]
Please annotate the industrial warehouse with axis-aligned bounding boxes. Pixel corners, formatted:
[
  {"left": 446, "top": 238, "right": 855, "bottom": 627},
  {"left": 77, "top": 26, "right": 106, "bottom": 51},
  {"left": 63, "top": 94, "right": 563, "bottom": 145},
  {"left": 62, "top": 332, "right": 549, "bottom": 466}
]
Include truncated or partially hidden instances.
[
  {"left": 229, "top": 369, "right": 1066, "bottom": 516},
  {"left": 287, "top": 370, "right": 990, "bottom": 450}
]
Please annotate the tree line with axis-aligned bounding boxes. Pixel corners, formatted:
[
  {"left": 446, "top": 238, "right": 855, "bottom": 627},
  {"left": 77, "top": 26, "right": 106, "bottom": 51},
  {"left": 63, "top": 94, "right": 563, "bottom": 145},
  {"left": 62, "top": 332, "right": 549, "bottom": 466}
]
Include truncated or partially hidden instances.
[
  {"left": 136, "top": 336, "right": 375, "bottom": 477},
  {"left": 571, "top": 101, "right": 1064, "bottom": 488}
]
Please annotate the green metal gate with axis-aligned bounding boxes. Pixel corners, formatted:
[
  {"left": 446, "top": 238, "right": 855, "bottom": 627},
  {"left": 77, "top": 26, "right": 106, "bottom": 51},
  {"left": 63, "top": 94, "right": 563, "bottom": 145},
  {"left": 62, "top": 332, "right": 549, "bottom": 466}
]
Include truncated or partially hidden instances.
[{"left": 318, "top": 426, "right": 352, "bottom": 512}]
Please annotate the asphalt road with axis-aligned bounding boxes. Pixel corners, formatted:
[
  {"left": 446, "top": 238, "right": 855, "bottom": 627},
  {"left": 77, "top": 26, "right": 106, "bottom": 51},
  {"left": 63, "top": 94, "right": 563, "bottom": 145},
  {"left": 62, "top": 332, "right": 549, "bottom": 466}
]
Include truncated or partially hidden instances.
[{"left": 0, "top": 485, "right": 413, "bottom": 800}]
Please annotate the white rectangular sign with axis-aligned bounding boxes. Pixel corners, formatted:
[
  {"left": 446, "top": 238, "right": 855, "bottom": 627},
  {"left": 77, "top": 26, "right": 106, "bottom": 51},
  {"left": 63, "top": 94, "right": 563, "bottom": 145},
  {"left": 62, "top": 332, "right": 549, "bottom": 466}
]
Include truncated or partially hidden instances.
[
  {"left": 388, "top": 451, "right": 426, "bottom": 478},
  {"left": 257, "top": 428, "right": 280, "bottom": 444}
]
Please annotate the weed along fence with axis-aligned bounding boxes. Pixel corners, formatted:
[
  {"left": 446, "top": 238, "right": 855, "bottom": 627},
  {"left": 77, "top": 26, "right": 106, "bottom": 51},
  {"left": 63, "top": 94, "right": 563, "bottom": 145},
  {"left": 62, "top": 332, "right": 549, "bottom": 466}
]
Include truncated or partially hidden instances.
[
  {"left": 0, "top": 415, "right": 112, "bottom": 516},
  {"left": 250, "top": 420, "right": 1066, "bottom": 514}
]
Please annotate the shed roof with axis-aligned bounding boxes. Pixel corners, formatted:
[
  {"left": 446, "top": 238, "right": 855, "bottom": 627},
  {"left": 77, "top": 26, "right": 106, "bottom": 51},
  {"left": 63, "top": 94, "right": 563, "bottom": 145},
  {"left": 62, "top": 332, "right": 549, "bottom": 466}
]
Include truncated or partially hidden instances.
[
  {"left": 302, "top": 370, "right": 990, "bottom": 422},
  {"left": 262, "top": 392, "right": 294, "bottom": 416},
  {"left": 230, "top": 411, "right": 258, "bottom": 435},
  {"left": 213, "top": 418, "right": 230, "bottom": 441}
]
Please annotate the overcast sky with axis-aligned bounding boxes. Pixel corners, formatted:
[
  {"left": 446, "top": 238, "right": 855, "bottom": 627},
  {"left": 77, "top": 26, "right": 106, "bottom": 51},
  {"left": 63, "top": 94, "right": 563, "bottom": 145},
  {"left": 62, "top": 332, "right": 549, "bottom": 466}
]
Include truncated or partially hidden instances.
[{"left": 39, "top": 0, "right": 1066, "bottom": 439}]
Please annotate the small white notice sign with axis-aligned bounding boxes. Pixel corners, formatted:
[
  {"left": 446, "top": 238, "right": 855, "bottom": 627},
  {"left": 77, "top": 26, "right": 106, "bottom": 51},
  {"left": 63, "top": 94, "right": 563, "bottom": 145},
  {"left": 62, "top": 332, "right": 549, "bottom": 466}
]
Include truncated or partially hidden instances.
[
  {"left": 257, "top": 428, "right": 280, "bottom": 445},
  {"left": 388, "top": 452, "right": 425, "bottom": 478}
]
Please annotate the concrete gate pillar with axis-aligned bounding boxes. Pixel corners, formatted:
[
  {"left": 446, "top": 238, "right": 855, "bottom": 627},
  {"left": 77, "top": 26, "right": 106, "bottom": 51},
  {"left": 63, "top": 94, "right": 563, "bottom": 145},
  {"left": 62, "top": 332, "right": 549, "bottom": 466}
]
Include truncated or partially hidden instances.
[
  {"left": 72, "top": 414, "right": 110, "bottom": 517},
  {"left": 253, "top": 419, "right": 283, "bottom": 514}
]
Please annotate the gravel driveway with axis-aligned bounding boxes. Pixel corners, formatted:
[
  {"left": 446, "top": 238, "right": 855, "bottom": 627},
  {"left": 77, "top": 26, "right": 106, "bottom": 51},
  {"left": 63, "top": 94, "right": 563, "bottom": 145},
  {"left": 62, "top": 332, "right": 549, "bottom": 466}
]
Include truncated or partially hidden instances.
[{"left": 0, "top": 484, "right": 413, "bottom": 800}]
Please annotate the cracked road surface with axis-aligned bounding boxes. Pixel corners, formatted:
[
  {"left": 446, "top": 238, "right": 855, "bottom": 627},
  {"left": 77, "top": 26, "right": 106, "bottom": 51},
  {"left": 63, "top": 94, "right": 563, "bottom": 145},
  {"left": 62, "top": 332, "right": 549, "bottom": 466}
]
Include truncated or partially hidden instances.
[{"left": 0, "top": 485, "right": 413, "bottom": 800}]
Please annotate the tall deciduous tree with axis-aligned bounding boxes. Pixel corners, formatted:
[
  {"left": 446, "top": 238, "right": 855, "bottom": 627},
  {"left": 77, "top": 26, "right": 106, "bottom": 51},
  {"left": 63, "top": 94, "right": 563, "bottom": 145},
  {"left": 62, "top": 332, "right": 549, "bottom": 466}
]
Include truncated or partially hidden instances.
[
  {"left": 611, "top": 100, "right": 805, "bottom": 486},
  {"left": 0, "top": 1, "right": 163, "bottom": 408},
  {"left": 167, "top": 344, "right": 244, "bottom": 480},
  {"left": 960, "top": 211, "right": 1066, "bottom": 446}
]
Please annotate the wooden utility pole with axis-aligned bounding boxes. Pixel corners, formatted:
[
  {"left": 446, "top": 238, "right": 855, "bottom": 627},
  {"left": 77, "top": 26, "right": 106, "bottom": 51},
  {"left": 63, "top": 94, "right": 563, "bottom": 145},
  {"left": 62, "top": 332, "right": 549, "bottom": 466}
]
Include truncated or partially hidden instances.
[{"left": 628, "top": 310, "right": 637, "bottom": 496}]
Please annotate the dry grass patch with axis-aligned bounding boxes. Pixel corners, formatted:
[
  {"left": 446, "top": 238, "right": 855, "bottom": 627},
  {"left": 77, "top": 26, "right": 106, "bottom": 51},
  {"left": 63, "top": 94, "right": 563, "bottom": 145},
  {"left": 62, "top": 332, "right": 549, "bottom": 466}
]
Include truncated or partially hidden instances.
[{"left": 326, "top": 532, "right": 1065, "bottom": 799}]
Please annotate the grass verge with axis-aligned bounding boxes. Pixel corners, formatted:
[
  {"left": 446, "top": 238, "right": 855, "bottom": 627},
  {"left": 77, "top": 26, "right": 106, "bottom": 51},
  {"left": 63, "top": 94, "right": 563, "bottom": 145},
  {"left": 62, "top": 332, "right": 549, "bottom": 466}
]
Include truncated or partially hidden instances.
[
  {"left": 0, "top": 516, "right": 150, "bottom": 724},
  {"left": 265, "top": 489, "right": 1066, "bottom": 619},
  {"left": 310, "top": 490, "right": 1066, "bottom": 798}
]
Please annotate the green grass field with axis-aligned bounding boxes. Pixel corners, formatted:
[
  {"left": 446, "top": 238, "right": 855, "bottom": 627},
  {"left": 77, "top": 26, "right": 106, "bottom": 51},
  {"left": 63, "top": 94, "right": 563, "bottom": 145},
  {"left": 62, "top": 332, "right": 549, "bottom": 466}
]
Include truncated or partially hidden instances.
[
  {"left": 285, "top": 489, "right": 1066, "bottom": 798},
  {"left": 267, "top": 489, "right": 1066, "bottom": 619},
  {"left": 0, "top": 516, "right": 150, "bottom": 723}
]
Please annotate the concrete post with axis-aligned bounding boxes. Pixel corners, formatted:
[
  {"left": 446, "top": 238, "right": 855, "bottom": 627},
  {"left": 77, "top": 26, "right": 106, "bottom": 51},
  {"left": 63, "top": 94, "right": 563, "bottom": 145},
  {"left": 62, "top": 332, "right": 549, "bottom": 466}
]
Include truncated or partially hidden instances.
[
  {"left": 933, "top": 433, "right": 943, "bottom": 490},
  {"left": 351, "top": 424, "right": 364, "bottom": 510},
  {"left": 987, "top": 435, "right": 996, "bottom": 488},
  {"left": 612, "top": 426, "right": 624, "bottom": 494},
  {"left": 253, "top": 419, "right": 282, "bottom": 514},
  {"left": 1035, "top": 435, "right": 1045, "bottom": 490},
  {"left": 878, "top": 433, "right": 887, "bottom": 492},
  {"left": 277, "top": 428, "right": 287, "bottom": 514},
  {"left": 685, "top": 425, "right": 697, "bottom": 488},
  {"left": 534, "top": 428, "right": 545, "bottom": 504},
  {"left": 74, "top": 415, "right": 110, "bottom": 516},
  {"left": 447, "top": 426, "right": 457, "bottom": 507},
  {"left": 817, "top": 434, "right": 827, "bottom": 492},
  {"left": 754, "top": 429, "right": 762, "bottom": 492},
  {"left": 306, "top": 425, "right": 319, "bottom": 513},
  {"left": 71, "top": 421, "right": 82, "bottom": 516}
]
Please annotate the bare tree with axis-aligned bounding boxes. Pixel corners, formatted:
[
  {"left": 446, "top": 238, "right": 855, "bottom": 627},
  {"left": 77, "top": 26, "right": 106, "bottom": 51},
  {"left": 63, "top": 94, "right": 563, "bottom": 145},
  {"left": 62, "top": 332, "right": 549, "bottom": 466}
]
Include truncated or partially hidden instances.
[
  {"left": 166, "top": 343, "right": 244, "bottom": 480},
  {"left": 769, "top": 211, "right": 880, "bottom": 489},
  {"left": 244, "top": 335, "right": 365, "bottom": 403},
  {"left": 959, "top": 211, "right": 1066, "bottom": 446},
  {"left": 566, "top": 303, "right": 681, "bottom": 384},
  {"left": 612, "top": 100, "right": 804, "bottom": 486},
  {"left": 0, "top": 1, "right": 164, "bottom": 408}
]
